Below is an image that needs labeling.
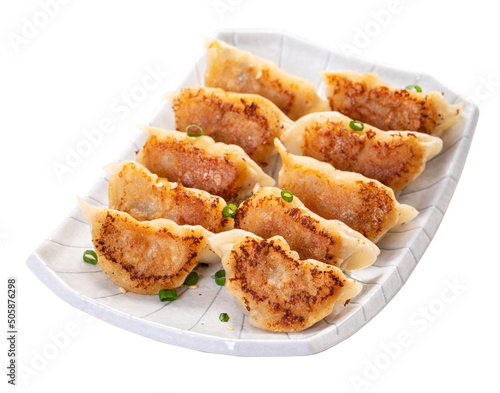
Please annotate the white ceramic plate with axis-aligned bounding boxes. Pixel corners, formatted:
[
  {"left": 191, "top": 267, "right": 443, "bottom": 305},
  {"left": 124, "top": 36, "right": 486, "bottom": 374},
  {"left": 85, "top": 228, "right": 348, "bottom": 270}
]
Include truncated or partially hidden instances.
[{"left": 26, "top": 29, "right": 478, "bottom": 356}]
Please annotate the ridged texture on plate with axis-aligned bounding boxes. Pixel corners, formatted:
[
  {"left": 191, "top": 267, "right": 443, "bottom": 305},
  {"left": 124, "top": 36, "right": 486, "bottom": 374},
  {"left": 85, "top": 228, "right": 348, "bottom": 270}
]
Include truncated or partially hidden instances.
[{"left": 26, "top": 30, "right": 477, "bottom": 356}]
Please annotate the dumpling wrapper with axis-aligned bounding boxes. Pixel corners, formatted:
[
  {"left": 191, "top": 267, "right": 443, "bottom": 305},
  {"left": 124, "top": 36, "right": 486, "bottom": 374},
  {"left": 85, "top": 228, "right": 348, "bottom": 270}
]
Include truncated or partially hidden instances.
[
  {"left": 164, "top": 86, "right": 294, "bottom": 167},
  {"left": 209, "top": 229, "right": 362, "bottom": 333},
  {"left": 136, "top": 125, "right": 275, "bottom": 202},
  {"left": 106, "top": 160, "right": 232, "bottom": 233},
  {"left": 234, "top": 186, "right": 379, "bottom": 271},
  {"left": 78, "top": 198, "right": 216, "bottom": 295},
  {"left": 205, "top": 39, "right": 330, "bottom": 121},
  {"left": 275, "top": 139, "right": 417, "bottom": 243},
  {"left": 322, "top": 71, "right": 461, "bottom": 136},
  {"left": 280, "top": 111, "right": 443, "bottom": 192}
]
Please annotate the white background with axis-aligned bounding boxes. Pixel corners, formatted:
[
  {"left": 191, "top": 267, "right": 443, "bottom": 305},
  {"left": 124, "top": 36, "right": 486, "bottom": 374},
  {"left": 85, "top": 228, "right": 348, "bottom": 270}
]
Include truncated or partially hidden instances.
[{"left": 2, "top": 1, "right": 498, "bottom": 392}]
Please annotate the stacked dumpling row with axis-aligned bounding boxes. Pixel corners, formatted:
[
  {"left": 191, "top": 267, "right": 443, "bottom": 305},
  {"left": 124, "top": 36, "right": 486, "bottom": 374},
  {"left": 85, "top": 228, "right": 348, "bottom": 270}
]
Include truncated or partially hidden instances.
[{"left": 79, "top": 39, "right": 460, "bottom": 333}]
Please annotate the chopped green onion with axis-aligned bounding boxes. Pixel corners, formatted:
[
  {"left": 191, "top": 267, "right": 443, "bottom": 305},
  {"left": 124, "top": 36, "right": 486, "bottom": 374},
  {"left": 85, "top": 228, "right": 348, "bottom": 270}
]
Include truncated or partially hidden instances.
[
  {"left": 83, "top": 250, "right": 98, "bottom": 265},
  {"left": 219, "top": 313, "right": 230, "bottom": 322},
  {"left": 405, "top": 84, "right": 422, "bottom": 93},
  {"left": 183, "top": 271, "right": 199, "bottom": 286},
  {"left": 349, "top": 120, "right": 364, "bottom": 131},
  {"left": 222, "top": 204, "right": 237, "bottom": 218},
  {"left": 186, "top": 124, "right": 204, "bottom": 137},
  {"left": 159, "top": 289, "right": 178, "bottom": 302},
  {"left": 281, "top": 190, "right": 294, "bottom": 202},
  {"left": 215, "top": 269, "right": 226, "bottom": 286}
]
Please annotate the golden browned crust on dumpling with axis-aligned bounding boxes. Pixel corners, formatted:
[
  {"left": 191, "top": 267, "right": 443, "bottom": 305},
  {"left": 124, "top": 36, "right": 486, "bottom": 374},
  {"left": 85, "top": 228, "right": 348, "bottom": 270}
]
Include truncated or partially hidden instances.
[
  {"left": 290, "top": 176, "right": 397, "bottom": 242},
  {"left": 281, "top": 111, "right": 443, "bottom": 192},
  {"left": 220, "top": 234, "right": 361, "bottom": 332},
  {"left": 322, "top": 71, "right": 461, "bottom": 136},
  {"left": 107, "top": 161, "right": 231, "bottom": 233},
  {"left": 234, "top": 187, "right": 378, "bottom": 270},
  {"left": 205, "top": 39, "right": 330, "bottom": 121},
  {"left": 275, "top": 139, "right": 417, "bottom": 242},
  {"left": 136, "top": 126, "right": 274, "bottom": 202},
  {"left": 167, "top": 87, "right": 293, "bottom": 167},
  {"left": 78, "top": 199, "right": 211, "bottom": 295}
]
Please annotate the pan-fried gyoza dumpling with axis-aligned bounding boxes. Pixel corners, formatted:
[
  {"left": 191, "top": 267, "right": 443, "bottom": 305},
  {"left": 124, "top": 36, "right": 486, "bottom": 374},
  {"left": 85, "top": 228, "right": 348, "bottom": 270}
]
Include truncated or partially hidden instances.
[
  {"left": 209, "top": 230, "right": 362, "bottom": 333},
  {"left": 205, "top": 39, "right": 330, "bottom": 121},
  {"left": 78, "top": 198, "right": 215, "bottom": 295},
  {"left": 106, "top": 160, "right": 232, "bottom": 233},
  {"left": 280, "top": 111, "right": 443, "bottom": 192},
  {"left": 136, "top": 125, "right": 274, "bottom": 202},
  {"left": 322, "top": 71, "right": 461, "bottom": 136},
  {"left": 275, "top": 139, "right": 417, "bottom": 243},
  {"left": 234, "top": 187, "right": 379, "bottom": 271},
  {"left": 164, "top": 87, "right": 293, "bottom": 167}
]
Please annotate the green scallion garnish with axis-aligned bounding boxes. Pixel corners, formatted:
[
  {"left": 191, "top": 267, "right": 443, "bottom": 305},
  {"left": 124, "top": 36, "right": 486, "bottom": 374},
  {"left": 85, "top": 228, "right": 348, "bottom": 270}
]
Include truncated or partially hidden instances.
[
  {"left": 281, "top": 190, "right": 293, "bottom": 202},
  {"left": 183, "top": 271, "right": 199, "bottom": 286},
  {"left": 159, "top": 289, "right": 178, "bottom": 302},
  {"left": 349, "top": 120, "right": 364, "bottom": 131},
  {"left": 405, "top": 84, "right": 422, "bottom": 93},
  {"left": 222, "top": 204, "right": 237, "bottom": 218},
  {"left": 83, "top": 250, "right": 98, "bottom": 265},
  {"left": 186, "top": 124, "right": 204, "bottom": 137},
  {"left": 215, "top": 269, "right": 226, "bottom": 286},
  {"left": 219, "top": 313, "right": 230, "bottom": 322}
]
